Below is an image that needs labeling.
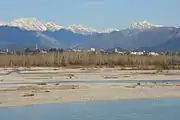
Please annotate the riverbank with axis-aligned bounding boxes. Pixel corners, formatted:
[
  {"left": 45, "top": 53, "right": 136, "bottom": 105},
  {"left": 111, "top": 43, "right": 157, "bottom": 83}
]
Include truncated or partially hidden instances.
[
  {"left": 0, "top": 83, "right": 180, "bottom": 108},
  {"left": 0, "top": 67, "right": 180, "bottom": 107}
]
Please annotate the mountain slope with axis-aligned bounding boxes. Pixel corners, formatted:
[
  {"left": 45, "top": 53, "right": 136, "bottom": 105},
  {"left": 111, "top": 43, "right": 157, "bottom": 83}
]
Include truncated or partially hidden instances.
[
  {"left": 0, "top": 26, "right": 62, "bottom": 49},
  {"left": 42, "top": 29, "right": 87, "bottom": 47},
  {"left": 136, "top": 28, "right": 180, "bottom": 52},
  {"left": 0, "top": 19, "right": 179, "bottom": 51},
  {"left": 0, "top": 26, "right": 179, "bottom": 51},
  {"left": 81, "top": 27, "right": 177, "bottom": 50}
]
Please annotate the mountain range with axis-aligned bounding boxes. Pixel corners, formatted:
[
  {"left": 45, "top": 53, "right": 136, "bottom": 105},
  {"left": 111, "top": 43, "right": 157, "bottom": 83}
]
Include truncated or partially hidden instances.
[{"left": 0, "top": 18, "right": 180, "bottom": 52}]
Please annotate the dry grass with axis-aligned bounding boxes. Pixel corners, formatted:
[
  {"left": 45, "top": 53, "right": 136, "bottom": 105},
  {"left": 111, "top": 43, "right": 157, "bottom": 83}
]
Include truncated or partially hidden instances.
[
  {"left": 17, "top": 85, "right": 42, "bottom": 91},
  {"left": 17, "top": 84, "right": 80, "bottom": 91},
  {"left": 0, "top": 52, "right": 180, "bottom": 69}
]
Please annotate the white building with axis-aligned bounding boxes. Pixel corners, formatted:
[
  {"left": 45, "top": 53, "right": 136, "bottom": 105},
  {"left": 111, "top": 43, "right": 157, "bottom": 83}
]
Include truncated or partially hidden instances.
[
  {"left": 114, "top": 48, "right": 118, "bottom": 53},
  {"left": 90, "top": 48, "right": 95, "bottom": 52},
  {"left": 148, "top": 52, "right": 159, "bottom": 56},
  {"left": 130, "top": 52, "right": 144, "bottom": 55}
]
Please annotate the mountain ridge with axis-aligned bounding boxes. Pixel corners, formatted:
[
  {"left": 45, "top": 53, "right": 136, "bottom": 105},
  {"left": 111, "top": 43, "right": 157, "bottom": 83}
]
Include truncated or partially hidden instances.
[
  {"left": 0, "top": 18, "right": 179, "bottom": 52},
  {"left": 1, "top": 18, "right": 165, "bottom": 34},
  {"left": 1, "top": 18, "right": 119, "bottom": 34}
]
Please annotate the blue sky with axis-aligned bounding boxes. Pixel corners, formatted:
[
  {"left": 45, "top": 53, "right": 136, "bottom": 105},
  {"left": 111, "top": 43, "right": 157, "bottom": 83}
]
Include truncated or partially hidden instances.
[{"left": 0, "top": 0, "right": 179, "bottom": 29}]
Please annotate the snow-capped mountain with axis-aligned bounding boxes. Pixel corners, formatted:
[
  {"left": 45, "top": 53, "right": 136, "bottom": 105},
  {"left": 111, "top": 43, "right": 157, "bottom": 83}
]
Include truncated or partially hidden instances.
[
  {"left": 44, "top": 22, "right": 64, "bottom": 31},
  {"left": 67, "top": 25, "right": 119, "bottom": 35},
  {"left": 0, "top": 18, "right": 179, "bottom": 52},
  {"left": 67, "top": 24, "right": 98, "bottom": 35},
  {"left": 0, "top": 21, "right": 6, "bottom": 26},
  {"left": 3, "top": 18, "right": 119, "bottom": 34},
  {"left": 130, "top": 20, "right": 163, "bottom": 29},
  {"left": 0, "top": 19, "right": 7, "bottom": 26},
  {"left": 9, "top": 18, "right": 47, "bottom": 31},
  {"left": 100, "top": 28, "right": 120, "bottom": 33},
  {"left": 0, "top": 18, "right": 167, "bottom": 35}
]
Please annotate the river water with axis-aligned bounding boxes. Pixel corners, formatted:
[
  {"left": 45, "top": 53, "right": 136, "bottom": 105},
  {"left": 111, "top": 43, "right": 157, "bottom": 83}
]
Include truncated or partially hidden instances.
[{"left": 0, "top": 98, "right": 180, "bottom": 120}]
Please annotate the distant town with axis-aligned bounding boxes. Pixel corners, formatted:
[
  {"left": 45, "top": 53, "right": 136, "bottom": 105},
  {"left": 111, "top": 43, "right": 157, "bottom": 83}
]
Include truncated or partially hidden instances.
[
  {"left": 0, "top": 45, "right": 179, "bottom": 56},
  {"left": 0, "top": 47, "right": 158, "bottom": 55}
]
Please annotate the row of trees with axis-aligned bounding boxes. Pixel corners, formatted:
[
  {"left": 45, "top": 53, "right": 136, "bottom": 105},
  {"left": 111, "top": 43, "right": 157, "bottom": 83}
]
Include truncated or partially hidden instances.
[{"left": 0, "top": 51, "right": 180, "bottom": 69}]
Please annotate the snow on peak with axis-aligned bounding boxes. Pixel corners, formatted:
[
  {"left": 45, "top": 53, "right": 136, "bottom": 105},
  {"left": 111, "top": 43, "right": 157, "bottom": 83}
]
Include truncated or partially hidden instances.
[
  {"left": 44, "top": 22, "right": 64, "bottom": 31},
  {"left": 100, "top": 28, "right": 120, "bottom": 33},
  {"left": 67, "top": 24, "right": 119, "bottom": 35},
  {"left": 0, "top": 18, "right": 119, "bottom": 34},
  {"left": 67, "top": 24, "right": 98, "bottom": 35},
  {"left": 130, "top": 20, "right": 163, "bottom": 29},
  {"left": 9, "top": 18, "right": 47, "bottom": 31},
  {"left": 0, "top": 22, "right": 6, "bottom": 26},
  {"left": 0, "top": 19, "right": 7, "bottom": 26}
]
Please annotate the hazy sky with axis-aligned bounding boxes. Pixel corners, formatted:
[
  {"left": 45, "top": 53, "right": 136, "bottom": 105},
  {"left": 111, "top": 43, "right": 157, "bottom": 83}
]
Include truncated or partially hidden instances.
[{"left": 0, "top": 0, "right": 179, "bottom": 29}]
